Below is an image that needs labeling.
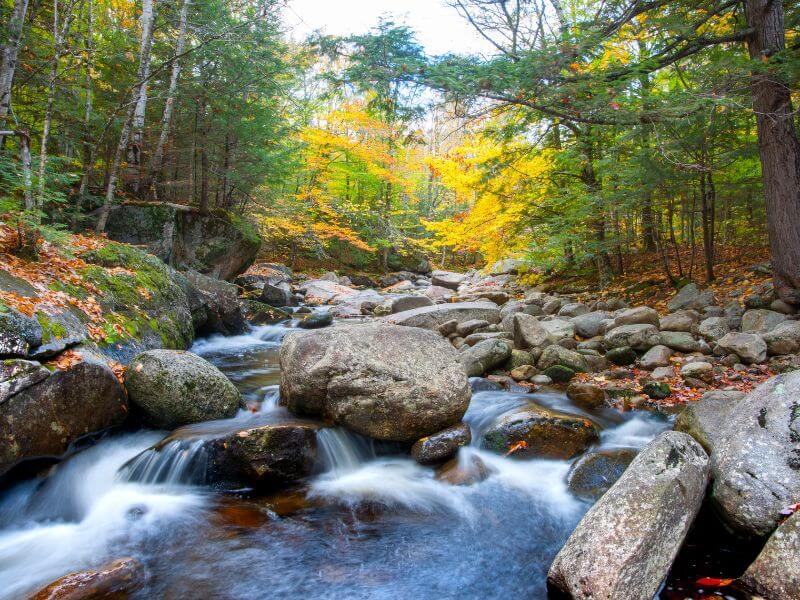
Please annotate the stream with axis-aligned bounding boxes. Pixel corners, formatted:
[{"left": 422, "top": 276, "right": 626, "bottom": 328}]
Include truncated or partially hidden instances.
[{"left": 0, "top": 317, "right": 709, "bottom": 599}]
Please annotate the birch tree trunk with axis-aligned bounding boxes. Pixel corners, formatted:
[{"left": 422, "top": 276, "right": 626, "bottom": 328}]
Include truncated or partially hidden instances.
[
  {"left": 147, "top": 0, "right": 191, "bottom": 199},
  {"left": 0, "top": 0, "right": 29, "bottom": 146},
  {"left": 95, "top": 0, "right": 156, "bottom": 233},
  {"left": 128, "top": 0, "right": 155, "bottom": 193}
]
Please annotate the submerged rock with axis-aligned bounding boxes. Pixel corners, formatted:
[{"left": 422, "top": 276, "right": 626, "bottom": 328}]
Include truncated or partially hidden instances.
[
  {"left": 435, "top": 453, "right": 489, "bottom": 486},
  {"left": 411, "top": 423, "right": 471, "bottom": 465},
  {"left": 567, "top": 448, "right": 638, "bottom": 500},
  {"left": 280, "top": 324, "right": 470, "bottom": 442},
  {"left": 124, "top": 350, "right": 242, "bottom": 428},
  {"left": 30, "top": 557, "right": 145, "bottom": 600},
  {"left": 547, "top": 431, "right": 710, "bottom": 600}
]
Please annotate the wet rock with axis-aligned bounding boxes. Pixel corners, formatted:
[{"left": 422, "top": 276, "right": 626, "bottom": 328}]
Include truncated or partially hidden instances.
[
  {"left": 430, "top": 270, "right": 466, "bottom": 290},
  {"left": 30, "top": 557, "right": 145, "bottom": 600},
  {"left": 390, "top": 295, "right": 433, "bottom": 313},
  {"left": 741, "top": 309, "right": 788, "bottom": 334},
  {"left": 603, "top": 324, "right": 661, "bottom": 351},
  {"left": 659, "top": 331, "right": 701, "bottom": 353},
  {"left": 0, "top": 349, "right": 128, "bottom": 476},
  {"left": 481, "top": 404, "right": 600, "bottom": 459},
  {"left": 660, "top": 310, "right": 699, "bottom": 333},
  {"left": 642, "top": 381, "right": 671, "bottom": 399},
  {"left": 0, "top": 306, "right": 42, "bottom": 357},
  {"left": 547, "top": 431, "right": 710, "bottom": 600},
  {"left": 711, "top": 372, "right": 800, "bottom": 537},
  {"left": 716, "top": 332, "right": 767, "bottom": 364},
  {"left": 385, "top": 301, "right": 500, "bottom": 331},
  {"left": 567, "top": 448, "right": 638, "bottom": 500},
  {"left": 125, "top": 350, "right": 242, "bottom": 428},
  {"left": 459, "top": 338, "right": 512, "bottom": 377},
  {"left": 280, "top": 324, "right": 470, "bottom": 442},
  {"left": 667, "top": 282, "right": 716, "bottom": 312},
  {"left": 185, "top": 270, "right": 247, "bottom": 335},
  {"left": 435, "top": 453, "right": 489, "bottom": 486},
  {"left": 673, "top": 390, "right": 745, "bottom": 454},
  {"left": 606, "top": 346, "right": 637, "bottom": 366},
  {"left": 411, "top": 423, "right": 471, "bottom": 465},
  {"left": 260, "top": 282, "right": 293, "bottom": 308},
  {"left": 612, "top": 306, "right": 660, "bottom": 329},
  {"left": 571, "top": 311, "right": 612, "bottom": 338},
  {"left": 566, "top": 382, "right": 607, "bottom": 409},
  {"left": 740, "top": 511, "right": 800, "bottom": 599},
  {"left": 762, "top": 321, "right": 800, "bottom": 356},
  {"left": 537, "top": 345, "right": 588, "bottom": 373},
  {"left": 698, "top": 316, "right": 730, "bottom": 342},
  {"left": 640, "top": 345, "right": 672, "bottom": 370}
]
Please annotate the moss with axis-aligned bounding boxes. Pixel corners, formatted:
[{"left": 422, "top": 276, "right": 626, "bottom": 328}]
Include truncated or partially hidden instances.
[
  {"left": 543, "top": 365, "right": 576, "bottom": 383},
  {"left": 217, "top": 209, "right": 261, "bottom": 246},
  {"left": 35, "top": 312, "right": 69, "bottom": 344}
]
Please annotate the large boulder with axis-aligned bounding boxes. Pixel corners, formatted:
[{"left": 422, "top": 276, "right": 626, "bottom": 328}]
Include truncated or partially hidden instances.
[
  {"left": 710, "top": 372, "right": 800, "bottom": 537},
  {"left": 459, "top": 338, "right": 512, "bottom": 377},
  {"left": 300, "top": 280, "right": 359, "bottom": 306},
  {"left": 660, "top": 310, "right": 699, "bottom": 333},
  {"left": 698, "top": 316, "right": 730, "bottom": 342},
  {"left": 424, "top": 285, "right": 455, "bottom": 303},
  {"left": 103, "top": 202, "right": 261, "bottom": 280},
  {"left": 261, "top": 282, "right": 293, "bottom": 308},
  {"left": 0, "top": 350, "right": 128, "bottom": 476},
  {"left": 537, "top": 345, "right": 588, "bottom": 373},
  {"left": 514, "top": 314, "right": 574, "bottom": 349},
  {"left": 185, "top": 270, "right": 246, "bottom": 335},
  {"left": 280, "top": 324, "right": 471, "bottom": 442},
  {"left": 740, "top": 511, "right": 800, "bottom": 598},
  {"left": 612, "top": 306, "right": 660, "bottom": 329},
  {"left": 571, "top": 311, "right": 611, "bottom": 338},
  {"left": 0, "top": 306, "right": 42, "bottom": 357},
  {"left": 547, "top": 432, "right": 710, "bottom": 600},
  {"left": 659, "top": 331, "right": 701, "bottom": 353},
  {"left": 390, "top": 295, "right": 433, "bottom": 313},
  {"left": 603, "top": 324, "right": 661, "bottom": 351},
  {"left": 667, "top": 282, "right": 716, "bottom": 312},
  {"left": 124, "top": 350, "right": 242, "bottom": 428},
  {"left": 480, "top": 404, "right": 599, "bottom": 459},
  {"left": 716, "top": 332, "right": 767, "bottom": 364},
  {"left": 741, "top": 309, "right": 788, "bottom": 334},
  {"left": 673, "top": 390, "right": 745, "bottom": 454},
  {"left": 430, "top": 270, "right": 466, "bottom": 290},
  {"left": 762, "top": 321, "right": 800, "bottom": 356},
  {"left": 384, "top": 301, "right": 500, "bottom": 331}
]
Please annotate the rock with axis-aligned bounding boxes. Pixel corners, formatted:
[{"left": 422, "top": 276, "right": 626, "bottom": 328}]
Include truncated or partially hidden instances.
[
  {"left": 739, "top": 511, "right": 800, "bottom": 599},
  {"left": 659, "top": 331, "right": 701, "bottom": 353},
  {"left": 103, "top": 202, "right": 260, "bottom": 280},
  {"left": 499, "top": 300, "right": 525, "bottom": 321},
  {"left": 566, "top": 382, "right": 607, "bottom": 409},
  {"left": 725, "top": 301, "right": 745, "bottom": 329},
  {"left": 510, "top": 365, "right": 537, "bottom": 381},
  {"left": 0, "top": 350, "right": 128, "bottom": 476},
  {"left": 470, "top": 378, "right": 503, "bottom": 392},
  {"left": 505, "top": 349, "right": 535, "bottom": 370},
  {"left": 717, "top": 332, "right": 767, "bottom": 364},
  {"left": 567, "top": 448, "right": 638, "bottom": 500},
  {"left": 537, "top": 345, "right": 588, "bottom": 373},
  {"left": 456, "top": 319, "right": 490, "bottom": 337},
  {"left": 612, "top": 306, "right": 660, "bottom": 329},
  {"left": 488, "top": 258, "right": 525, "bottom": 275},
  {"left": 300, "top": 279, "right": 359, "bottom": 305},
  {"left": 385, "top": 301, "right": 500, "bottom": 332},
  {"left": 571, "top": 311, "right": 612, "bottom": 338},
  {"left": 0, "top": 306, "right": 42, "bottom": 357},
  {"left": 459, "top": 338, "right": 512, "bottom": 377},
  {"left": 280, "top": 324, "right": 470, "bottom": 442},
  {"left": 606, "top": 346, "right": 637, "bottom": 366},
  {"left": 30, "top": 557, "right": 145, "bottom": 600},
  {"left": 660, "top": 310, "right": 699, "bottom": 333},
  {"left": 468, "top": 289, "right": 510, "bottom": 305},
  {"left": 513, "top": 314, "right": 574, "bottom": 349},
  {"left": 463, "top": 332, "right": 511, "bottom": 347},
  {"left": 480, "top": 404, "right": 600, "bottom": 459},
  {"left": 711, "top": 372, "right": 800, "bottom": 537},
  {"left": 435, "top": 454, "right": 489, "bottom": 486},
  {"left": 390, "top": 295, "right": 433, "bottom": 313},
  {"left": 667, "top": 282, "right": 716, "bottom": 312},
  {"left": 185, "top": 270, "right": 246, "bottom": 335},
  {"left": 260, "top": 282, "right": 293, "bottom": 307},
  {"left": 742, "top": 309, "right": 788, "bottom": 334},
  {"left": 673, "top": 390, "right": 745, "bottom": 454},
  {"left": 762, "top": 321, "right": 800, "bottom": 356},
  {"left": 698, "top": 316, "right": 730, "bottom": 342},
  {"left": 438, "top": 319, "right": 458, "bottom": 337},
  {"left": 544, "top": 365, "right": 576, "bottom": 382},
  {"left": 769, "top": 299, "right": 796, "bottom": 315},
  {"left": 430, "top": 270, "right": 466, "bottom": 290},
  {"left": 411, "top": 423, "right": 471, "bottom": 465},
  {"left": 385, "top": 279, "right": 415, "bottom": 292},
  {"left": 642, "top": 381, "right": 671, "bottom": 399},
  {"left": 297, "top": 311, "right": 333, "bottom": 329},
  {"left": 640, "top": 345, "right": 672, "bottom": 369},
  {"left": 531, "top": 374, "right": 553, "bottom": 384},
  {"left": 604, "top": 324, "right": 661, "bottom": 351},
  {"left": 558, "top": 303, "right": 590, "bottom": 318},
  {"left": 124, "top": 350, "right": 242, "bottom": 428},
  {"left": 680, "top": 361, "right": 714, "bottom": 384},
  {"left": 424, "top": 285, "right": 455, "bottom": 303},
  {"left": 547, "top": 432, "right": 710, "bottom": 600},
  {"left": 651, "top": 366, "right": 674, "bottom": 380}
]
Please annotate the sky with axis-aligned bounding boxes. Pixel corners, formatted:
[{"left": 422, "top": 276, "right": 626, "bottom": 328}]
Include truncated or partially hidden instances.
[{"left": 283, "top": 0, "right": 495, "bottom": 56}]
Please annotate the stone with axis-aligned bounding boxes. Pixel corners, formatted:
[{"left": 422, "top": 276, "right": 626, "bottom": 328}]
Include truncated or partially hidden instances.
[
  {"left": 716, "top": 332, "right": 768, "bottom": 364},
  {"left": 769, "top": 299, "right": 796, "bottom": 315},
  {"left": 488, "top": 258, "right": 525, "bottom": 275},
  {"left": 741, "top": 309, "right": 788, "bottom": 334},
  {"left": 680, "top": 361, "right": 714, "bottom": 384},
  {"left": 571, "top": 311, "right": 612, "bottom": 338},
  {"left": 566, "top": 382, "right": 607, "bottom": 409},
  {"left": 435, "top": 454, "right": 489, "bottom": 486},
  {"left": 298, "top": 311, "right": 333, "bottom": 329},
  {"left": 480, "top": 404, "right": 600, "bottom": 459},
  {"left": 698, "top": 316, "right": 730, "bottom": 342},
  {"left": 280, "top": 324, "right": 471, "bottom": 442},
  {"left": 667, "top": 282, "right": 716, "bottom": 312},
  {"left": 300, "top": 279, "right": 359, "bottom": 306},
  {"left": 510, "top": 365, "right": 537, "bottom": 381},
  {"left": 606, "top": 346, "right": 637, "bottom": 366},
  {"left": 762, "top": 321, "right": 800, "bottom": 356},
  {"left": 411, "top": 423, "right": 471, "bottom": 465},
  {"left": 642, "top": 381, "right": 671, "bottom": 399},
  {"left": 385, "top": 301, "right": 500, "bottom": 331},
  {"left": 640, "top": 345, "right": 672, "bottom": 370},
  {"left": 543, "top": 365, "right": 576, "bottom": 382},
  {"left": 0, "top": 349, "right": 128, "bottom": 476},
  {"left": 30, "top": 557, "right": 145, "bottom": 600},
  {"left": 185, "top": 270, "right": 247, "bottom": 335},
  {"left": 558, "top": 303, "right": 590, "bottom": 318},
  {"left": 567, "top": 448, "right": 638, "bottom": 500},
  {"left": 456, "top": 319, "right": 491, "bottom": 337},
  {"left": 424, "top": 285, "right": 456, "bottom": 303},
  {"left": 459, "top": 338, "right": 512, "bottom": 377},
  {"left": 547, "top": 432, "right": 710, "bottom": 600},
  {"left": 604, "top": 324, "right": 661, "bottom": 351},
  {"left": 513, "top": 314, "right": 574, "bottom": 349},
  {"left": 659, "top": 331, "right": 701, "bottom": 353},
  {"left": 660, "top": 310, "right": 699, "bottom": 333},
  {"left": 430, "top": 270, "right": 466, "bottom": 290},
  {"left": 673, "top": 390, "right": 745, "bottom": 454},
  {"left": 124, "top": 350, "right": 242, "bottom": 428},
  {"left": 740, "top": 511, "right": 800, "bottom": 599},
  {"left": 505, "top": 349, "right": 535, "bottom": 370},
  {"left": 0, "top": 306, "right": 42, "bottom": 357},
  {"left": 651, "top": 366, "right": 674, "bottom": 380},
  {"left": 390, "top": 295, "right": 434, "bottom": 314},
  {"left": 542, "top": 297, "right": 564, "bottom": 315},
  {"left": 711, "top": 372, "right": 800, "bottom": 537},
  {"left": 612, "top": 306, "right": 660, "bottom": 329},
  {"left": 537, "top": 345, "right": 588, "bottom": 373},
  {"left": 531, "top": 374, "right": 553, "bottom": 384},
  {"left": 261, "top": 282, "right": 293, "bottom": 307}
]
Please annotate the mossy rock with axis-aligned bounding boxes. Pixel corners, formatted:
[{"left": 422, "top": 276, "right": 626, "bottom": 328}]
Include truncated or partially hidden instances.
[
  {"left": 642, "top": 381, "right": 671, "bottom": 400},
  {"left": 606, "top": 346, "right": 637, "bottom": 366},
  {"left": 543, "top": 365, "right": 576, "bottom": 383}
]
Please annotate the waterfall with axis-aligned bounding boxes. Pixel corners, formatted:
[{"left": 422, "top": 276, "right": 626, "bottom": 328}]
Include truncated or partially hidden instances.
[{"left": 118, "top": 439, "right": 209, "bottom": 486}]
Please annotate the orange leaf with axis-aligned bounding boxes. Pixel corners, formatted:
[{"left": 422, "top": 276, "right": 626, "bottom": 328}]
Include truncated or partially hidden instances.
[{"left": 695, "top": 577, "right": 734, "bottom": 587}]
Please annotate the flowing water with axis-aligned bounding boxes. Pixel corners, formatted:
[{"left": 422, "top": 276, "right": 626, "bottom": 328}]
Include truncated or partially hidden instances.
[{"left": 0, "top": 316, "right": 725, "bottom": 600}]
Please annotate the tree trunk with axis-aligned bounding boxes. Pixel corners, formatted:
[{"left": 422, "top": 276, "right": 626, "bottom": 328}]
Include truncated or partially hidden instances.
[
  {"left": 745, "top": 0, "right": 800, "bottom": 304},
  {"left": 128, "top": 0, "right": 155, "bottom": 194},
  {"left": 147, "top": 0, "right": 190, "bottom": 199},
  {"left": 96, "top": 0, "right": 156, "bottom": 232},
  {"left": 0, "top": 0, "right": 29, "bottom": 146},
  {"left": 75, "top": 0, "right": 93, "bottom": 224}
]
